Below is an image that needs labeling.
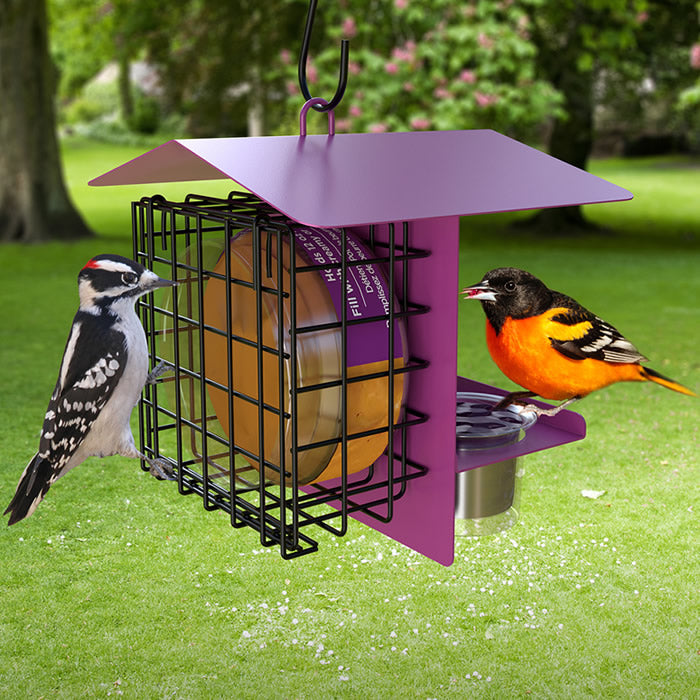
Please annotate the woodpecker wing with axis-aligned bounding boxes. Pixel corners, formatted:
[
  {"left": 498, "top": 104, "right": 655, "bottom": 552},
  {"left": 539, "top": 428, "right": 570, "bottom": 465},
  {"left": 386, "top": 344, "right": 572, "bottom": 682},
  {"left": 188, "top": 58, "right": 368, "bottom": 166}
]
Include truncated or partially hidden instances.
[
  {"left": 545, "top": 293, "right": 648, "bottom": 364},
  {"left": 38, "top": 311, "right": 127, "bottom": 471}
]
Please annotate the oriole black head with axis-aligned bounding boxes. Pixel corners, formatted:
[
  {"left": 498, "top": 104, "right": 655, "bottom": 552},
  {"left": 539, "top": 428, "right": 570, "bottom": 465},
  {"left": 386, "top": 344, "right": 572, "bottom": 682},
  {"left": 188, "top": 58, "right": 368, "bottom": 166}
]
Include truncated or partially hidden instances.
[{"left": 462, "top": 267, "right": 554, "bottom": 333}]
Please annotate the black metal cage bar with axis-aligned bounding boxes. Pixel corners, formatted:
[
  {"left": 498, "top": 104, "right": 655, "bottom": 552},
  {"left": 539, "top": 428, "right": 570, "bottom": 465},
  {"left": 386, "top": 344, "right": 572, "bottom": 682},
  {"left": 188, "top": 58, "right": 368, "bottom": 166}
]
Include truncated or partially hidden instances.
[{"left": 133, "top": 191, "right": 430, "bottom": 558}]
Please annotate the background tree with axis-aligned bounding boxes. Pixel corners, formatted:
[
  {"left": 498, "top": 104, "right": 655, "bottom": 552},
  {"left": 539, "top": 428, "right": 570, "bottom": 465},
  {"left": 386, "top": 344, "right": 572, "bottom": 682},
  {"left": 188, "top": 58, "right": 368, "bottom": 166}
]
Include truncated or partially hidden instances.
[
  {"left": 597, "top": 1, "right": 699, "bottom": 154},
  {"left": 0, "top": 0, "right": 92, "bottom": 242},
  {"left": 528, "top": 0, "right": 699, "bottom": 231},
  {"left": 139, "top": 0, "right": 306, "bottom": 137}
]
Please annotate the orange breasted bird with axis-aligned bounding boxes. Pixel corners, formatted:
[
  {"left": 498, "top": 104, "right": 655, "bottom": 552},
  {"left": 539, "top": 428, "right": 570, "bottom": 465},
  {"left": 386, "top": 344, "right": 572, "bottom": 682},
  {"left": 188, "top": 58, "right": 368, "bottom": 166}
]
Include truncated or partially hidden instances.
[{"left": 462, "top": 267, "right": 695, "bottom": 416}]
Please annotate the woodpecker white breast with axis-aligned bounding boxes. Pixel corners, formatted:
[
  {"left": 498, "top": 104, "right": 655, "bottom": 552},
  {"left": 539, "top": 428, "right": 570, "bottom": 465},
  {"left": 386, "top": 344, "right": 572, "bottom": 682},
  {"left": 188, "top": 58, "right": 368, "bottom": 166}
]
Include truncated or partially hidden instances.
[{"left": 4, "top": 254, "right": 177, "bottom": 525}]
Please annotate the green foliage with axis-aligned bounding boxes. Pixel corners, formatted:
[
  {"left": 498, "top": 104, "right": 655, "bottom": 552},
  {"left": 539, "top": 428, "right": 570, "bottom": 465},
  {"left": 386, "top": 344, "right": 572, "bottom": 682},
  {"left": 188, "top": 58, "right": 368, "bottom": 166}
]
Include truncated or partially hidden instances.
[
  {"left": 125, "top": 90, "right": 160, "bottom": 134},
  {"left": 61, "top": 79, "right": 163, "bottom": 144},
  {"left": 676, "top": 3, "right": 700, "bottom": 147},
  {"left": 61, "top": 81, "right": 120, "bottom": 125},
  {"left": 133, "top": 0, "right": 307, "bottom": 137},
  {"left": 276, "top": 0, "right": 563, "bottom": 138},
  {"left": 49, "top": 0, "right": 113, "bottom": 99},
  {"left": 587, "top": 1, "right": 700, "bottom": 149},
  {"left": 48, "top": 0, "right": 699, "bottom": 148}
]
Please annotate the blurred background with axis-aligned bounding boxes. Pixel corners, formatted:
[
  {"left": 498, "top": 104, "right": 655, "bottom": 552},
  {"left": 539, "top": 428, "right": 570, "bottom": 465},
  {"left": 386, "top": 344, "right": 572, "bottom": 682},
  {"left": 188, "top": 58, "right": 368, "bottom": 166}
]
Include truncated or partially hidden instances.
[
  {"left": 1, "top": 0, "right": 699, "bottom": 242},
  {"left": 49, "top": 0, "right": 699, "bottom": 147}
]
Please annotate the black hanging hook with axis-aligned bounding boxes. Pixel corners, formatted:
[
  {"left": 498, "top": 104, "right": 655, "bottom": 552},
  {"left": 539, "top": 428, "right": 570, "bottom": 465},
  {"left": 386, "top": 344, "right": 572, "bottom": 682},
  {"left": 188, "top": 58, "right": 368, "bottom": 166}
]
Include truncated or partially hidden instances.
[{"left": 298, "top": 0, "right": 349, "bottom": 113}]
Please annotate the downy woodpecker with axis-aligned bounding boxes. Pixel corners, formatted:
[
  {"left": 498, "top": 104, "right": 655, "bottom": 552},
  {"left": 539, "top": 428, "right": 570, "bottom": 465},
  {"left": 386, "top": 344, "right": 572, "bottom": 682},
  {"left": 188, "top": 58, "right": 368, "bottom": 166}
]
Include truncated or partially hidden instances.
[{"left": 5, "top": 254, "right": 178, "bottom": 525}]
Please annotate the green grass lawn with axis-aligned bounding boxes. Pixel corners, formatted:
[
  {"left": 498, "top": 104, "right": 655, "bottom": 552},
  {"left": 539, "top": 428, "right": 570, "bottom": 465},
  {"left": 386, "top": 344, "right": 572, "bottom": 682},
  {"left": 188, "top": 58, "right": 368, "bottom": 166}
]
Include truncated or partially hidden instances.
[{"left": 0, "top": 140, "right": 698, "bottom": 698}]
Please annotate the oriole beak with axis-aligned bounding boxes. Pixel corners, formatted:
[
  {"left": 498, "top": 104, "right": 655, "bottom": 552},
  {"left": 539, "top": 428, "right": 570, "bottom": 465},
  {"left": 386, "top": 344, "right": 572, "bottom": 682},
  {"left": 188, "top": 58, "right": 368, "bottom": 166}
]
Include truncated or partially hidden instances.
[{"left": 461, "top": 281, "right": 497, "bottom": 302}]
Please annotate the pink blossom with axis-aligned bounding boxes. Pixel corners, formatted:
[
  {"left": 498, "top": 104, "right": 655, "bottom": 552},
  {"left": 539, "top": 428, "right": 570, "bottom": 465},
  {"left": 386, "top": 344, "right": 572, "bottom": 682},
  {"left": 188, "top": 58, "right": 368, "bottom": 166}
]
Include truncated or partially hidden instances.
[
  {"left": 395, "top": 0, "right": 408, "bottom": 9},
  {"left": 286, "top": 81, "right": 298, "bottom": 96},
  {"left": 477, "top": 32, "right": 494, "bottom": 50},
  {"left": 475, "top": 91, "right": 498, "bottom": 108},
  {"left": 403, "top": 81, "right": 415, "bottom": 92},
  {"left": 460, "top": 69, "right": 476, "bottom": 84},
  {"left": 349, "top": 60, "right": 361, "bottom": 75},
  {"left": 280, "top": 49, "right": 292, "bottom": 66},
  {"left": 410, "top": 117, "right": 430, "bottom": 130},
  {"left": 434, "top": 87, "right": 451, "bottom": 100},
  {"left": 691, "top": 43, "right": 700, "bottom": 70},
  {"left": 342, "top": 16, "right": 357, "bottom": 39},
  {"left": 307, "top": 62, "right": 318, "bottom": 84},
  {"left": 349, "top": 105, "right": 362, "bottom": 117},
  {"left": 636, "top": 11, "right": 649, "bottom": 24},
  {"left": 404, "top": 40, "right": 416, "bottom": 52},
  {"left": 369, "top": 123, "right": 388, "bottom": 133},
  {"left": 392, "top": 47, "right": 412, "bottom": 62},
  {"left": 385, "top": 61, "right": 399, "bottom": 75},
  {"left": 335, "top": 119, "right": 352, "bottom": 132}
]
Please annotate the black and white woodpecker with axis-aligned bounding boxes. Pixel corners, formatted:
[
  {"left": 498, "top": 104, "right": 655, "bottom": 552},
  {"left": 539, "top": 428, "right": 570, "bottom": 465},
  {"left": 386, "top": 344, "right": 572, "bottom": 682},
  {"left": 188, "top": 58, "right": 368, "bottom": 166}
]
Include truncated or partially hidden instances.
[{"left": 5, "top": 254, "right": 178, "bottom": 525}]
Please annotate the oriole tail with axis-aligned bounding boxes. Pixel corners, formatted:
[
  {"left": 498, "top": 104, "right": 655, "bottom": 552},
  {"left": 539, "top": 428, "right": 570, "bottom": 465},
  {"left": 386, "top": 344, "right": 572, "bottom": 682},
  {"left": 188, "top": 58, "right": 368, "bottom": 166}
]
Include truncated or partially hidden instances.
[
  {"left": 641, "top": 367, "right": 696, "bottom": 397},
  {"left": 4, "top": 453, "right": 54, "bottom": 526}
]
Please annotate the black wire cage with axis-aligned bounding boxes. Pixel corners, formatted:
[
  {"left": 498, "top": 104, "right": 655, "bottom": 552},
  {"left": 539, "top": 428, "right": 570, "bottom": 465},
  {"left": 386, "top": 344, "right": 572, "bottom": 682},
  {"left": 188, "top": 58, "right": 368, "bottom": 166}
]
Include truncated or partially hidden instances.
[{"left": 133, "top": 191, "right": 432, "bottom": 558}]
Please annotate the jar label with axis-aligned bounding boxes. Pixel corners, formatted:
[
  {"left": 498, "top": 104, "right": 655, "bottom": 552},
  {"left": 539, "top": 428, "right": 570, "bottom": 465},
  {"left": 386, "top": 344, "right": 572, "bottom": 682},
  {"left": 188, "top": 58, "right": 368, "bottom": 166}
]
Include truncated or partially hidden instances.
[{"left": 293, "top": 226, "right": 403, "bottom": 367}]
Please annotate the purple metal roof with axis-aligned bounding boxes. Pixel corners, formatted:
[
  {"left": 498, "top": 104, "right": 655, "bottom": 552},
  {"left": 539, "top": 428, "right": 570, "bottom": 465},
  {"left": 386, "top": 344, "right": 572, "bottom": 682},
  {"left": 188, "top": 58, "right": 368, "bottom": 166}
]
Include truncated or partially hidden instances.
[{"left": 89, "top": 129, "right": 632, "bottom": 228}]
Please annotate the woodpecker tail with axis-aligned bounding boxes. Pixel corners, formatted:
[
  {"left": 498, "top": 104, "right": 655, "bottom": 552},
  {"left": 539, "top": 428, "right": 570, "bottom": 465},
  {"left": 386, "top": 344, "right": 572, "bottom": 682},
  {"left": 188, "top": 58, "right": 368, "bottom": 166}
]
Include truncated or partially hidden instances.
[
  {"left": 4, "top": 453, "right": 56, "bottom": 525},
  {"left": 641, "top": 367, "right": 696, "bottom": 397}
]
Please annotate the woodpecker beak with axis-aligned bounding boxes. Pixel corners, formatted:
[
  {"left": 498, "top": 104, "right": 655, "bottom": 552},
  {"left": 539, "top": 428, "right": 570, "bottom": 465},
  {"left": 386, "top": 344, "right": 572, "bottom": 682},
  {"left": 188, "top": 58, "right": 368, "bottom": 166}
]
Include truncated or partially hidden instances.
[
  {"left": 461, "top": 281, "right": 497, "bottom": 302},
  {"left": 144, "top": 274, "right": 179, "bottom": 291}
]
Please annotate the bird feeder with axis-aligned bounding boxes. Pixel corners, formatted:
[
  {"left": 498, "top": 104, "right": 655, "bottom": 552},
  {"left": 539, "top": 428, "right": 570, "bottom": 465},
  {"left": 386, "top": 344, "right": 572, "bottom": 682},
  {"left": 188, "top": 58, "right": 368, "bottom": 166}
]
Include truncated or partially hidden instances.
[{"left": 89, "top": 8, "right": 631, "bottom": 566}]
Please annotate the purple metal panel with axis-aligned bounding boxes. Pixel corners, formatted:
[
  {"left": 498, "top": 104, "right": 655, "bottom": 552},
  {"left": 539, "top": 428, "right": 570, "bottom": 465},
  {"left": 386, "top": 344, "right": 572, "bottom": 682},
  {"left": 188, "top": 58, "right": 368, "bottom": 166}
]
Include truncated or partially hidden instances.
[
  {"left": 304, "top": 217, "right": 460, "bottom": 566},
  {"left": 89, "top": 130, "right": 632, "bottom": 228}
]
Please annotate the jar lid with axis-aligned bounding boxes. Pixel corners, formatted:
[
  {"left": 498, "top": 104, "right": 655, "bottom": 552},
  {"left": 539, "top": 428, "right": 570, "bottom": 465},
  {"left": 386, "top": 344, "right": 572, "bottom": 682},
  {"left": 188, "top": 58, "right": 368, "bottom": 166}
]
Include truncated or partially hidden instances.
[{"left": 456, "top": 392, "right": 537, "bottom": 449}]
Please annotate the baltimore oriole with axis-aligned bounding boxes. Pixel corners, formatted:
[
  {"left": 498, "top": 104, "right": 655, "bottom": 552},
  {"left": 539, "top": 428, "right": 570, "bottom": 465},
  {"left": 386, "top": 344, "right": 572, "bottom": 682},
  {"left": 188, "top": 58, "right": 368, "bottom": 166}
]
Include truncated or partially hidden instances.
[{"left": 462, "top": 267, "right": 695, "bottom": 416}]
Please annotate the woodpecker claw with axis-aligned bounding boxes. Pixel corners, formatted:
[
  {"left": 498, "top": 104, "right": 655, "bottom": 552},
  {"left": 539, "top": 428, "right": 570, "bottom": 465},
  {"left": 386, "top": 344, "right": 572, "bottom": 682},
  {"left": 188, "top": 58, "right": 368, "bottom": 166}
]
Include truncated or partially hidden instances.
[
  {"left": 146, "top": 360, "right": 172, "bottom": 385},
  {"left": 146, "top": 457, "right": 176, "bottom": 481}
]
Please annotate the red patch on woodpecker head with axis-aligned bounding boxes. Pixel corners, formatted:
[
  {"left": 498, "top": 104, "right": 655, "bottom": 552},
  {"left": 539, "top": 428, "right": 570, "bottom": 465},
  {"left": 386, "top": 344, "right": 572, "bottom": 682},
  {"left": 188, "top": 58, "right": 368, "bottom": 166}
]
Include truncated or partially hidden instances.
[{"left": 82, "top": 259, "right": 101, "bottom": 270}]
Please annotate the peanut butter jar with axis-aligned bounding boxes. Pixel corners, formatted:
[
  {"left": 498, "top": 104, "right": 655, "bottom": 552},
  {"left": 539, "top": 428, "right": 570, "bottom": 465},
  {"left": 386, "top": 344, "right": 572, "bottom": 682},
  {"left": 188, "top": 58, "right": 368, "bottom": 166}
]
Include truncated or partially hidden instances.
[{"left": 202, "top": 226, "right": 406, "bottom": 485}]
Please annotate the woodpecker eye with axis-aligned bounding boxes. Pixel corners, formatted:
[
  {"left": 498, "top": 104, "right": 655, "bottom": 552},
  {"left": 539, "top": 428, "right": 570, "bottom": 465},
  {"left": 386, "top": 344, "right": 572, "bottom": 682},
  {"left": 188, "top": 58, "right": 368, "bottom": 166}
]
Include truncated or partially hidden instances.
[
  {"left": 122, "top": 272, "right": 138, "bottom": 285},
  {"left": 504, "top": 280, "right": 517, "bottom": 293}
]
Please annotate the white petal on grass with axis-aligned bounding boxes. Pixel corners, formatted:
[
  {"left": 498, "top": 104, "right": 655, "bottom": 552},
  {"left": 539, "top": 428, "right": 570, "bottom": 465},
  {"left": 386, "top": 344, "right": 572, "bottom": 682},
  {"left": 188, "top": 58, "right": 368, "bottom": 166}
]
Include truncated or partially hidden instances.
[{"left": 581, "top": 489, "right": 607, "bottom": 499}]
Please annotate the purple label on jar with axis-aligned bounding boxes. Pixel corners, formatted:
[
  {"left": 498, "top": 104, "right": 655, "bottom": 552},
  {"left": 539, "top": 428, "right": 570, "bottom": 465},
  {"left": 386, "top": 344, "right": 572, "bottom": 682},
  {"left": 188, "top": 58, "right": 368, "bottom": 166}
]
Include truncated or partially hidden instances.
[{"left": 293, "top": 227, "right": 403, "bottom": 368}]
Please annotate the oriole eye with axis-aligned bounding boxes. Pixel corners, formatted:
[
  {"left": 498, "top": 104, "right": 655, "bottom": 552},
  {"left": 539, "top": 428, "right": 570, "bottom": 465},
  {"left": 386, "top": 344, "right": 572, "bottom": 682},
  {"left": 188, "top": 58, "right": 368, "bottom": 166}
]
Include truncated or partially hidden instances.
[
  {"left": 122, "top": 272, "right": 138, "bottom": 285},
  {"left": 504, "top": 280, "right": 516, "bottom": 293}
]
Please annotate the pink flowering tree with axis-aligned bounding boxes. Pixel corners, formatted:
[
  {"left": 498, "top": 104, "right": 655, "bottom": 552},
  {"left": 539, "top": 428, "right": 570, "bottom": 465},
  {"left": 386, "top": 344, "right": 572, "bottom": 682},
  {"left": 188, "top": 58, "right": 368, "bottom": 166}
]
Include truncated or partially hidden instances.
[{"left": 277, "top": 0, "right": 562, "bottom": 139}]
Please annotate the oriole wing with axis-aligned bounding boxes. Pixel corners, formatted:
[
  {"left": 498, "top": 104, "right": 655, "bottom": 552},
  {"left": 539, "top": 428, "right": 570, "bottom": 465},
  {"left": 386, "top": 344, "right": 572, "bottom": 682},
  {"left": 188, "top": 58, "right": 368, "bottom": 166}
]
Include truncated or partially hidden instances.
[{"left": 544, "top": 293, "right": 648, "bottom": 364}]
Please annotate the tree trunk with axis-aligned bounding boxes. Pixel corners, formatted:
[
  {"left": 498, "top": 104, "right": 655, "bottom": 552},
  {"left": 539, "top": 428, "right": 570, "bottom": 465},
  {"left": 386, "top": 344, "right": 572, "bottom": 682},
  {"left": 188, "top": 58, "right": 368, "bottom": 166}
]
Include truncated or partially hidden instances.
[
  {"left": 520, "top": 67, "right": 598, "bottom": 233},
  {"left": 117, "top": 41, "right": 134, "bottom": 126},
  {"left": 246, "top": 28, "right": 265, "bottom": 137},
  {"left": 525, "top": 14, "right": 598, "bottom": 234},
  {"left": 0, "top": 0, "right": 92, "bottom": 242}
]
